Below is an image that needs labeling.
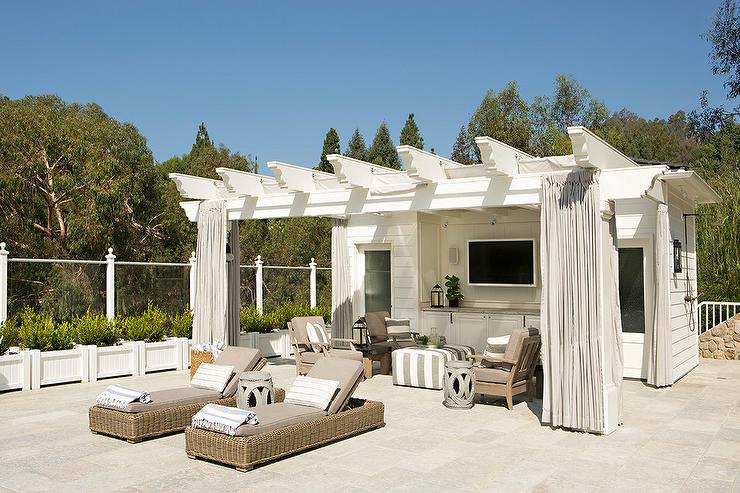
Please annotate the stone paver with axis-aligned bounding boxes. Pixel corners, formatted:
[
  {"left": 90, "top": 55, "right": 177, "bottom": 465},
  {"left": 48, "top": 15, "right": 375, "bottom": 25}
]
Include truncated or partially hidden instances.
[{"left": 0, "top": 359, "right": 738, "bottom": 492}]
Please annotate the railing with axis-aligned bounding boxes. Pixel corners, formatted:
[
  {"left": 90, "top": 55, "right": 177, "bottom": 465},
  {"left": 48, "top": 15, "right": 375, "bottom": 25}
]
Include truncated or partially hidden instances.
[
  {"left": 698, "top": 301, "right": 740, "bottom": 334},
  {"left": 0, "top": 242, "right": 330, "bottom": 324}
]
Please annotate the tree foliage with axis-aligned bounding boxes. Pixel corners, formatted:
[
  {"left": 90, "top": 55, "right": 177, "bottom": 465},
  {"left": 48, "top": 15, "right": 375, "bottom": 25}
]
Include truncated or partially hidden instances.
[
  {"left": 399, "top": 113, "right": 424, "bottom": 149},
  {"left": 315, "top": 128, "right": 340, "bottom": 173},
  {"left": 450, "top": 125, "right": 474, "bottom": 164},
  {"left": 367, "top": 122, "right": 401, "bottom": 169},
  {"left": 345, "top": 128, "right": 368, "bottom": 161}
]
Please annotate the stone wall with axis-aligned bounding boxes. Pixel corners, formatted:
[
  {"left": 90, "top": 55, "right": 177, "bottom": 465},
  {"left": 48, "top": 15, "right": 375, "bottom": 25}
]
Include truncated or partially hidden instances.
[{"left": 699, "top": 313, "right": 740, "bottom": 360}]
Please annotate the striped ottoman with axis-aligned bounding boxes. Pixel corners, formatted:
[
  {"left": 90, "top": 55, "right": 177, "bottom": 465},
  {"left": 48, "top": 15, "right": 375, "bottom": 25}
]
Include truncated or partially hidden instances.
[{"left": 392, "top": 345, "right": 475, "bottom": 390}]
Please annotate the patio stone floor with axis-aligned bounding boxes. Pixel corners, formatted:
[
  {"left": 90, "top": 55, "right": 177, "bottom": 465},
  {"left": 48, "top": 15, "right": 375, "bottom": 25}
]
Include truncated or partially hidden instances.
[{"left": 1, "top": 358, "right": 739, "bottom": 492}]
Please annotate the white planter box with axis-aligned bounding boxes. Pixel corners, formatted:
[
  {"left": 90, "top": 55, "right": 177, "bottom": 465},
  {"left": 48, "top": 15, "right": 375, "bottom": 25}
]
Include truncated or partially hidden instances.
[
  {"left": 0, "top": 351, "right": 31, "bottom": 391},
  {"left": 89, "top": 343, "right": 137, "bottom": 381},
  {"left": 237, "top": 330, "right": 290, "bottom": 358},
  {"left": 31, "top": 347, "right": 89, "bottom": 389},
  {"left": 141, "top": 338, "right": 184, "bottom": 373}
]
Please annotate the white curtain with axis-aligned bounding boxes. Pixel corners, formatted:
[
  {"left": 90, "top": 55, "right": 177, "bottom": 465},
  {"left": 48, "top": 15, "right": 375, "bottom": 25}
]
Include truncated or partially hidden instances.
[
  {"left": 226, "top": 220, "right": 241, "bottom": 347},
  {"left": 607, "top": 206, "right": 625, "bottom": 423},
  {"left": 540, "top": 169, "right": 606, "bottom": 433},
  {"left": 647, "top": 204, "right": 673, "bottom": 387},
  {"left": 331, "top": 217, "right": 353, "bottom": 339},
  {"left": 193, "top": 200, "right": 227, "bottom": 345}
]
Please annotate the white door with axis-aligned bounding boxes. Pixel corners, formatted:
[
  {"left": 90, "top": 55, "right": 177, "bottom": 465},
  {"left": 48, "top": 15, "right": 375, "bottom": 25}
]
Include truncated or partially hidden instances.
[
  {"left": 453, "top": 312, "right": 489, "bottom": 351},
  {"left": 619, "top": 240, "right": 654, "bottom": 379}
]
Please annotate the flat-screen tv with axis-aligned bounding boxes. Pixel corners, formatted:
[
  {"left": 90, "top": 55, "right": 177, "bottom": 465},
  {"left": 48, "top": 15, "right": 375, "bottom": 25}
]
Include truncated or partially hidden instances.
[{"left": 468, "top": 239, "right": 536, "bottom": 286}]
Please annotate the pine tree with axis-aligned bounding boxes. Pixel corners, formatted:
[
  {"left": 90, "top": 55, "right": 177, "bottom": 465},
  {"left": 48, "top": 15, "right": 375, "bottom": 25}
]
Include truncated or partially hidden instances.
[
  {"left": 315, "top": 128, "right": 341, "bottom": 173},
  {"left": 399, "top": 113, "right": 424, "bottom": 149},
  {"left": 367, "top": 122, "right": 401, "bottom": 169},
  {"left": 450, "top": 125, "right": 474, "bottom": 164},
  {"left": 345, "top": 128, "right": 368, "bottom": 161},
  {"left": 191, "top": 122, "right": 214, "bottom": 155}
]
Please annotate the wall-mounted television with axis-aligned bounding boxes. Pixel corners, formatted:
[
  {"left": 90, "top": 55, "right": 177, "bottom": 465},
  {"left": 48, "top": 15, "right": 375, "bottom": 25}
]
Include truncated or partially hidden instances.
[{"left": 467, "top": 239, "right": 536, "bottom": 287}]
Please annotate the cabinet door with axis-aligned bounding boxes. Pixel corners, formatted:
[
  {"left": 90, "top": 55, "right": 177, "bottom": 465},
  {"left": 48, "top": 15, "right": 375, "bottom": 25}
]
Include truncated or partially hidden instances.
[
  {"left": 421, "top": 311, "right": 452, "bottom": 338},
  {"left": 488, "top": 314, "right": 524, "bottom": 338},
  {"left": 524, "top": 315, "right": 540, "bottom": 329},
  {"left": 453, "top": 313, "right": 489, "bottom": 351}
]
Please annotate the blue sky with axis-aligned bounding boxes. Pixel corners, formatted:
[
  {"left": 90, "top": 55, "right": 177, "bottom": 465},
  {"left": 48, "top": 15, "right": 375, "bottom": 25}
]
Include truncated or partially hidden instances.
[{"left": 0, "top": 1, "right": 727, "bottom": 172}]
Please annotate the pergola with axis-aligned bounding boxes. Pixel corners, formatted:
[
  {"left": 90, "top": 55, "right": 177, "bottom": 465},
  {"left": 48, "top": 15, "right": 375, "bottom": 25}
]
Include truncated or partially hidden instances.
[{"left": 170, "top": 126, "right": 718, "bottom": 435}]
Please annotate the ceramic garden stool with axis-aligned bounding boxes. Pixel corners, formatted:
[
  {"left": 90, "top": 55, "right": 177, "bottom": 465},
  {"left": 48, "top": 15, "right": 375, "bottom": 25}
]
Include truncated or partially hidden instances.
[
  {"left": 443, "top": 360, "right": 475, "bottom": 409},
  {"left": 237, "top": 371, "right": 275, "bottom": 409}
]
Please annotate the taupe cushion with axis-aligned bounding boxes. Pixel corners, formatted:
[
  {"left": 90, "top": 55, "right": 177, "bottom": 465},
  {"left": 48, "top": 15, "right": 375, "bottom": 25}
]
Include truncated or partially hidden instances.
[
  {"left": 122, "top": 387, "right": 222, "bottom": 413},
  {"left": 215, "top": 346, "right": 262, "bottom": 397},
  {"left": 365, "top": 311, "right": 390, "bottom": 343},
  {"left": 291, "top": 316, "right": 327, "bottom": 350},
  {"left": 300, "top": 348, "right": 363, "bottom": 364},
  {"left": 234, "top": 403, "right": 326, "bottom": 436},
  {"left": 473, "top": 367, "right": 512, "bottom": 384},
  {"left": 504, "top": 327, "right": 539, "bottom": 361},
  {"left": 306, "top": 357, "right": 364, "bottom": 415}
]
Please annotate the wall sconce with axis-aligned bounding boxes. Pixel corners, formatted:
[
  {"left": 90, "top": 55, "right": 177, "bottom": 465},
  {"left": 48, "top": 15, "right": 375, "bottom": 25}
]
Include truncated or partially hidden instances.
[{"left": 673, "top": 239, "right": 682, "bottom": 274}]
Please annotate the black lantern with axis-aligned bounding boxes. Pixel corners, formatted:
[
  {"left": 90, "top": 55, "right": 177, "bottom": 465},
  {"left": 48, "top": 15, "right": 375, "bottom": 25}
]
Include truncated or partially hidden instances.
[
  {"left": 352, "top": 317, "right": 368, "bottom": 347},
  {"left": 673, "top": 239, "right": 682, "bottom": 274},
  {"left": 431, "top": 284, "right": 444, "bottom": 308}
]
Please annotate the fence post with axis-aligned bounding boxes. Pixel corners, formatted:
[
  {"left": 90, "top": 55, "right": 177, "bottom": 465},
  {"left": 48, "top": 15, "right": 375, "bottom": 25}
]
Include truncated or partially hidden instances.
[
  {"left": 189, "top": 251, "right": 197, "bottom": 312},
  {"left": 255, "top": 255, "right": 264, "bottom": 315},
  {"left": 105, "top": 248, "right": 116, "bottom": 321},
  {"left": 309, "top": 257, "right": 317, "bottom": 309},
  {"left": 0, "top": 242, "right": 7, "bottom": 325}
]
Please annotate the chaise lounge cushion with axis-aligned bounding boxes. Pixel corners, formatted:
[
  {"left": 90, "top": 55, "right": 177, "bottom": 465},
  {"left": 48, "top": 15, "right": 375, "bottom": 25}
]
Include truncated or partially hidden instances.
[
  {"left": 234, "top": 402, "right": 326, "bottom": 436},
  {"left": 298, "top": 348, "right": 363, "bottom": 364},
  {"left": 214, "top": 346, "right": 262, "bottom": 397},
  {"left": 306, "top": 357, "right": 364, "bottom": 415},
  {"left": 123, "top": 387, "right": 223, "bottom": 413}
]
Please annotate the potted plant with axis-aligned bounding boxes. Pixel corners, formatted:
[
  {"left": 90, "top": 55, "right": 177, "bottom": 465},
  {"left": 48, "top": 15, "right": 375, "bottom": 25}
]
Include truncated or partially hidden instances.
[{"left": 444, "top": 275, "right": 464, "bottom": 308}]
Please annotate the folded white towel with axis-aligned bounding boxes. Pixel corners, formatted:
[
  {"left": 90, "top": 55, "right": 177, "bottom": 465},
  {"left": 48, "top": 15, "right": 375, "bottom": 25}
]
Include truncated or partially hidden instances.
[
  {"left": 191, "top": 403, "right": 258, "bottom": 436},
  {"left": 95, "top": 384, "right": 152, "bottom": 410}
]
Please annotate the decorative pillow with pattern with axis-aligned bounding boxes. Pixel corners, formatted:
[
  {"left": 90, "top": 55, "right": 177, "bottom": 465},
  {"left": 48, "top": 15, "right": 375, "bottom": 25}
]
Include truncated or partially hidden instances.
[
  {"left": 190, "top": 363, "right": 235, "bottom": 394},
  {"left": 384, "top": 317, "right": 414, "bottom": 342},
  {"left": 284, "top": 375, "right": 340, "bottom": 410},
  {"left": 305, "top": 322, "right": 329, "bottom": 352}
]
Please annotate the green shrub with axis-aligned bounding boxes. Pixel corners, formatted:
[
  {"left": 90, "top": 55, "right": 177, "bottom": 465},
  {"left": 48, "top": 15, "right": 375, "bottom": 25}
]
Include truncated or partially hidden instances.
[
  {"left": 74, "top": 309, "right": 120, "bottom": 347},
  {"left": 18, "top": 307, "right": 74, "bottom": 351},
  {"left": 240, "top": 302, "right": 332, "bottom": 334},
  {"left": 170, "top": 307, "right": 193, "bottom": 338},
  {"left": 120, "top": 302, "right": 168, "bottom": 342},
  {"left": 0, "top": 318, "right": 20, "bottom": 354}
]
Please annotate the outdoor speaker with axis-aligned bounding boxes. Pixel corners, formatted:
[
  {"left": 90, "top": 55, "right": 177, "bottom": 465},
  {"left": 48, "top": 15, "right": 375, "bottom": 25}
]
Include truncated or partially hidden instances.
[{"left": 449, "top": 247, "right": 459, "bottom": 264}]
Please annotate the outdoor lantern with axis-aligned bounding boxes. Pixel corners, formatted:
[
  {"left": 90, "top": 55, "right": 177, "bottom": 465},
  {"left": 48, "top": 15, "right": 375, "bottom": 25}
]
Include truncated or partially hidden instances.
[
  {"left": 352, "top": 317, "right": 368, "bottom": 346},
  {"left": 431, "top": 283, "right": 444, "bottom": 308},
  {"left": 673, "top": 239, "right": 682, "bottom": 273}
]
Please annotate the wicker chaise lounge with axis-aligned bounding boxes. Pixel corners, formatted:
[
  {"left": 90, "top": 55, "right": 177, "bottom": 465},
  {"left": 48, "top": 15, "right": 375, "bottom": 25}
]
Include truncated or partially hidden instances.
[
  {"left": 185, "top": 357, "right": 385, "bottom": 472},
  {"left": 89, "top": 346, "right": 283, "bottom": 443}
]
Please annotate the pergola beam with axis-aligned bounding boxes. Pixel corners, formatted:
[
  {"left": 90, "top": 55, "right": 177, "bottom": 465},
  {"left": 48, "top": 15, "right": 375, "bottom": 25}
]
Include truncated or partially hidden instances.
[
  {"left": 266, "top": 161, "right": 344, "bottom": 192},
  {"left": 326, "top": 154, "right": 403, "bottom": 188},
  {"left": 474, "top": 137, "right": 533, "bottom": 176},
  {"left": 397, "top": 145, "right": 461, "bottom": 182},
  {"left": 567, "top": 126, "right": 637, "bottom": 169},
  {"left": 215, "top": 167, "right": 278, "bottom": 196},
  {"left": 168, "top": 173, "right": 234, "bottom": 200}
]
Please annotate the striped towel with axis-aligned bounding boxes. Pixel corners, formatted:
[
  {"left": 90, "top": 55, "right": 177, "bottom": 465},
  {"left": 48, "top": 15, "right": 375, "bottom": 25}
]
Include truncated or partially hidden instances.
[
  {"left": 95, "top": 384, "right": 152, "bottom": 410},
  {"left": 191, "top": 404, "right": 259, "bottom": 436}
]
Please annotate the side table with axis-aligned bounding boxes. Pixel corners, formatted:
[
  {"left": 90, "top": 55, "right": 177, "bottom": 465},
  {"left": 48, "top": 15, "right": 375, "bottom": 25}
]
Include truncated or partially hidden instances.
[
  {"left": 237, "top": 371, "right": 274, "bottom": 409},
  {"left": 443, "top": 360, "right": 475, "bottom": 409}
]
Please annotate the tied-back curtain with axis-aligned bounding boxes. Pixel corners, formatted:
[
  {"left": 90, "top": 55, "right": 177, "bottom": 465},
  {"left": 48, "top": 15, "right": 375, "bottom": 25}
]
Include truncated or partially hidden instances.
[
  {"left": 226, "top": 220, "right": 241, "bottom": 347},
  {"left": 540, "top": 169, "right": 605, "bottom": 433},
  {"left": 331, "top": 217, "right": 353, "bottom": 340},
  {"left": 193, "top": 200, "right": 227, "bottom": 345},
  {"left": 647, "top": 204, "right": 673, "bottom": 387}
]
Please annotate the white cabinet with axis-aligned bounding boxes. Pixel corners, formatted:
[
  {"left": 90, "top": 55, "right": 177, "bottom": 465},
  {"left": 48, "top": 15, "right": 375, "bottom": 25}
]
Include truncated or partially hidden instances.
[
  {"left": 524, "top": 315, "right": 540, "bottom": 329},
  {"left": 454, "top": 312, "right": 489, "bottom": 351},
  {"left": 421, "top": 311, "right": 453, "bottom": 340},
  {"left": 488, "top": 314, "right": 524, "bottom": 338}
]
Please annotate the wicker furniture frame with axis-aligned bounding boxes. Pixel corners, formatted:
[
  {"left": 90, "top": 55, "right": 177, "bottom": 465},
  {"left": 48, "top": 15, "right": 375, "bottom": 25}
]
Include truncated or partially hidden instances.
[
  {"left": 185, "top": 398, "right": 384, "bottom": 472},
  {"left": 89, "top": 357, "right": 274, "bottom": 443}
]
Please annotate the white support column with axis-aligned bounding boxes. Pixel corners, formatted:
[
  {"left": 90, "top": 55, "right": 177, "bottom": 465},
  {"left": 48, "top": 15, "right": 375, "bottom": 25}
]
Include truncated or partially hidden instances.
[
  {"left": 0, "top": 242, "right": 8, "bottom": 324},
  {"left": 255, "top": 255, "right": 264, "bottom": 315},
  {"left": 189, "top": 251, "right": 197, "bottom": 312},
  {"left": 309, "top": 257, "right": 317, "bottom": 309},
  {"left": 105, "top": 248, "right": 116, "bottom": 321}
]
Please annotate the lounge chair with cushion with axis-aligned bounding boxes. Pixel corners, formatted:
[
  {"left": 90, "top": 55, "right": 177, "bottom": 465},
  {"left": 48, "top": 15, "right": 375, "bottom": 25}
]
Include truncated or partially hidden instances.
[
  {"left": 467, "top": 327, "right": 541, "bottom": 410},
  {"left": 89, "top": 346, "right": 284, "bottom": 443},
  {"left": 185, "top": 357, "right": 385, "bottom": 472},
  {"left": 288, "top": 316, "right": 362, "bottom": 375},
  {"left": 365, "top": 311, "right": 417, "bottom": 352}
]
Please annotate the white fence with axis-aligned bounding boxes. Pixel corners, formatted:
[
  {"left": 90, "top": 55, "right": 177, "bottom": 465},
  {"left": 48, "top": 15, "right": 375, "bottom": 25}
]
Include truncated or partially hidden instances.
[
  {"left": 698, "top": 301, "right": 740, "bottom": 334},
  {"left": 0, "top": 242, "right": 330, "bottom": 324}
]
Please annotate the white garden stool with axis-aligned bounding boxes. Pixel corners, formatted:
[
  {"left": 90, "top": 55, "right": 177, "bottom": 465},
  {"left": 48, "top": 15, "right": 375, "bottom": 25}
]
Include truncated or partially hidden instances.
[
  {"left": 443, "top": 360, "right": 475, "bottom": 409},
  {"left": 237, "top": 371, "right": 274, "bottom": 409}
]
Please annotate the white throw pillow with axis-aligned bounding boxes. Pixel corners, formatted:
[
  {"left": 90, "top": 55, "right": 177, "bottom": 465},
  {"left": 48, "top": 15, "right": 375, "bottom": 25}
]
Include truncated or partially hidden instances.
[
  {"left": 190, "top": 363, "right": 235, "bottom": 394},
  {"left": 385, "top": 317, "right": 413, "bottom": 342},
  {"left": 284, "top": 375, "right": 340, "bottom": 411},
  {"left": 305, "top": 322, "right": 329, "bottom": 352}
]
